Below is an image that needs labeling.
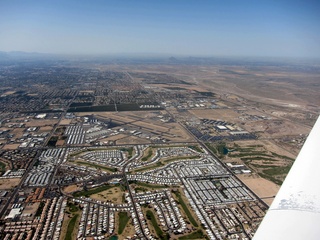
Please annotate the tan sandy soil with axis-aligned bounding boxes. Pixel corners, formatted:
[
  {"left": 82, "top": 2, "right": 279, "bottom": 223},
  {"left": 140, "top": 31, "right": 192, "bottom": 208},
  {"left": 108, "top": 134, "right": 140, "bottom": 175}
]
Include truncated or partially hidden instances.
[
  {"left": 23, "top": 202, "right": 40, "bottom": 215},
  {"left": 11, "top": 128, "right": 24, "bottom": 138},
  {"left": 103, "top": 133, "right": 127, "bottom": 141},
  {"left": 116, "top": 135, "right": 151, "bottom": 145},
  {"left": 56, "top": 139, "right": 65, "bottom": 146},
  {"left": 25, "top": 119, "right": 58, "bottom": 127},
  {"left": 60, "top": 119, "right": 72, "bottom": 125},
  {"left": 238, "top": 174, "right": 280, "bottom": 206},
  {"left": 39, "top": 126, "right": 53, "bottom": 131},
  {"left": 63, "top": 185, "right": 80, "bottom": 194},
  {"left": 2, "top": 144, "right": 20, "bottom": 150},
  {"left": 243, "top": 119, "right": 311, "bottom": 138},
  {"left": 189, "top": 109, "right": 240, "bottom": 121},
  {"left": 90, "top": 187, "right": 124, "bottom": 204},
  {"left": 0, "top": 178, "right": 20, "bottom": 189}
]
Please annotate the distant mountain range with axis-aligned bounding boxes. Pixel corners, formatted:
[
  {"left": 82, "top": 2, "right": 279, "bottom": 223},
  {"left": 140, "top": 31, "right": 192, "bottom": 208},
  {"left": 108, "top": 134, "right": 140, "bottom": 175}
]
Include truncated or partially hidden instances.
[{"left": 0, "top": 51, "right": 52, "bottom": 59}]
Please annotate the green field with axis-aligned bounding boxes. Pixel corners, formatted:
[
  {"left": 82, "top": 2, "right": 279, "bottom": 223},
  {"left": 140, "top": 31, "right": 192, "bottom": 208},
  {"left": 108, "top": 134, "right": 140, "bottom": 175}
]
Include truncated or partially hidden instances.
[
  {"left": 73, "top": 184, "right": 115, "bottom": 197},
  {"left": 163, "top": 155, "right": 200, "bottom": 164},
  {"left": 141, "top": 148, "right": 153, "bottom": 161},
  {"left": 173, "top": 191, "right": 198, "bottom": 227},
  {"left": 135, "top": 162, "right": 164, "bottom": 172},
  {"left": 146, "top": 210, "right": 169, "bottom": 240},
  {"left": 216, "top": 143, "right": 294, "bottom": 185},
  {"left": 67, "top": 202, "right": 79, "bottom": 212},
  {"left": 65, "top": 214, "right": 79, "bottom": 240},
  {"left": 205, "top": 143, "right": 217, "bottom": 154},
  {"left": 118, "top": 212, "right": 130, "bottom": 234},
  {"left": 35, "top": 201, "right": 45, "bottom": 217},
  {"left": 0, "top": 161, "right": 6, "bottom": 175},
  {"left": 188, "top": 145, "right": 203, "bottom": 153},
  {"left": 120, "top": 147, "right": 134, "bottom": 159}
]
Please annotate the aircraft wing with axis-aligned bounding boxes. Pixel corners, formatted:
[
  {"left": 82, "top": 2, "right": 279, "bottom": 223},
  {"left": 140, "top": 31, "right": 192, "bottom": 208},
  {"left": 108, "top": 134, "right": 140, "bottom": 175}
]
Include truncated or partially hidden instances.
[{"left": 253, "top": 116, "right": 320, "bottom": 240}]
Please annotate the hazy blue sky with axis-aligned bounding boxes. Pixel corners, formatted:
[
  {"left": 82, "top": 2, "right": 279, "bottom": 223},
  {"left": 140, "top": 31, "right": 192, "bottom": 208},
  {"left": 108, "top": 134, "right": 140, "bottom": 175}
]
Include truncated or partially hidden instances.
[{"left": 0, "top": 0, "right": 319, "bottom": 58}]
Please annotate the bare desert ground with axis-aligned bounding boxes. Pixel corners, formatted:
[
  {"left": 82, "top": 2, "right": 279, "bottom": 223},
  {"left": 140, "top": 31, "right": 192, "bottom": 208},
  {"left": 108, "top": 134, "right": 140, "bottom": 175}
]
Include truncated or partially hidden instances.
[{"left": 238, "top": 174, "right": 280, "bottom": 206}]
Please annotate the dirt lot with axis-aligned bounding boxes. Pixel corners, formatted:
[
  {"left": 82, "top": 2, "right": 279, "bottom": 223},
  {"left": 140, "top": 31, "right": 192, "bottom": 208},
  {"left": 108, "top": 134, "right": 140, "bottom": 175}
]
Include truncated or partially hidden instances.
[
  {"left": 23, "top": 202, "right": 40, "bottom": 215},
  {"left": 102, "top": 133, "right": 128, "bottom": 141},
  {"left": 116, "top": 135, "right": 151, "bottom": 145},
  {"left": 238, "top": 174, "right": 280, "bottom": 206},
  {"left": 56, "top": 139, "right": 65, "bottom": 146},
  {"left": 11, "top": 128, "right": 25, "bottom": 138},
  {"left": 90, "top": 186, "right": 124, "bottom": 204},
  {"left": 63, "top": 185, "right": 80, "bottom": 194},
  {"left": 60, "top": 119, "right": 72, "bottom": 125},
  {"left": 39, "top": 126, "right": 53, "bottom": 132},
  {"left": 189, "top": 109, "right": 240, "bottom": 121},
  {"left": 25, "top": 119, "right": 58, "bottom": 127},
  {"left": 0, "top": 178, "right": 20, "bottom": 189},
  {"left": 2, "top": 144, "right": 20, "bottom": 150},
  {"left": 243, "top": 119, "right": 311, "bottom": 138}
]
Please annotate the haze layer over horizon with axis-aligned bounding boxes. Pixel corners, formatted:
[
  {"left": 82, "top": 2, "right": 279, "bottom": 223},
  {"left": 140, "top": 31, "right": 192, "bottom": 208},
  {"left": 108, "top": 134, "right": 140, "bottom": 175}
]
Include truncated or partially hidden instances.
[{"left": 0, "top": 0, "right": 319, "bottom": 58}]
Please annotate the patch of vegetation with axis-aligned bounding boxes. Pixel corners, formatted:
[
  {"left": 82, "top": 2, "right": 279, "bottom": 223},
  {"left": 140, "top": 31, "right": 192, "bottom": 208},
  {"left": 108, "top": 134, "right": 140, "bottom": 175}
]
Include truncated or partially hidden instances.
[
  {"left": 141, "top": 148, "right": 153, "bottom": 161},
  {"left": 236, "top": 147, "right": 256, "bottom": 152},
  {"left": 47, "top": 136, "right": 58, "bottom": 147},
  {"left": 135, "top": 187, "right": 148, "bottom": 192},
  {"left": 0, "top": 161, "right": 6, "bottom": 175},
  {"left": 271, "top": 152, "right": 294, "bottom": 161},
  {"left": 70, "top": 102, "right": 93, "bottom": 107},
  {"left": 35, "top": 201, "right": 45, "bottom": 217},
  {"left": 134, "top": 182, "right": 168, "bottom": 189},
  {"left": 205, "top": 143, "right": 217, "bottom": 154},
  {"left": 250, "top": 163, "right": 292, "bottom": 185},
  {"left": 188, "top": 145, "right": 203, "bottom": 153},
  {"left": 75, "top": 161, "right": 117, "bottom": 172},
  {"left": 195, "top": 91, "right": 215, "bottom": 97},
  {"left": 118, "top": 212, "right": 130, "bottom": 234},
  {"left": 146, "top": 210, "right": 169, "bottom": 240},
  {"left": 262, "top": 165, "right": 292, "bottom": 176},
  {"left": 120, "top": 183, "right": 128, "bottom": 191},
  {"left": 73, "top": 184, "right": 116, "bottom": 197},
  {"left": 135, "top": 162, "right": 164, "bottom": 172},
  {"left": 219, "top": 146, "right": 228, "bottom": 156},
  {"left": 247, "top": 144, "right": 264, "bottom": 147},
  {"left": 173, "top": 191, "right": 198, "bottom": 227},
  {"left": 179, "top": 229, "right": 208, "bottom": 239},
  {"left": 68, "top": 149, "right": 88, "bottom": 158},
  {"left": 120, "top": 147, "right": 134, "bottom": 159},
  {"left": 65, "top": 214, "right": 79, "bottom": 240},
  {"left": 228, "top": 152, "right": 271, "bottom": 158},
  {"left": 241, "top": 156, "right": 276, "bottom": 162},
  {"left": 163, "top": 155, "right": 200, "bottom": 164},
  {"left": 67, "top": 202, "right": 79, "bottom": 212},
  {"left": 258, "top": 172, "right": 283, "bottom": 185}
]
